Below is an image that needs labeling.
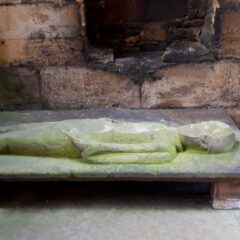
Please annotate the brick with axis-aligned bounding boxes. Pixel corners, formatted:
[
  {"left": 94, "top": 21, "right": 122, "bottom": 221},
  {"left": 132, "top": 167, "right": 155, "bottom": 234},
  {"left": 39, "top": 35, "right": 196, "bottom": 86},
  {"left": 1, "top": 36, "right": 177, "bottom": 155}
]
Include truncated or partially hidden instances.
[
  {"left": 219, "top": 10, "right": 240, "bottom": 57},
  {"left": 40, "top": 67, "right": 140, "bottom": 109},
  {"left": 0, "top": 38, "right": 83, "bottom": 66},
  {"left": 0, "top": 4, "right": 80, "bottom": 39},
  {"left": 0, "top": 67, "right": 40, "bottom": 110},
  {"left": 141, "top": 61, "right": 240, "bottom": 108}
]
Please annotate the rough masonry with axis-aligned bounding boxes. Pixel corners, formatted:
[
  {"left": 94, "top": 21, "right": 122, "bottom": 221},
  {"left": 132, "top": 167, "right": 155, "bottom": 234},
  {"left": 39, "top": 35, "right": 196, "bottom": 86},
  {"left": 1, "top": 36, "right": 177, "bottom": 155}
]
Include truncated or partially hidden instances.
[{"left": 0, "top": 0, "right": 239, "bottom": 122}]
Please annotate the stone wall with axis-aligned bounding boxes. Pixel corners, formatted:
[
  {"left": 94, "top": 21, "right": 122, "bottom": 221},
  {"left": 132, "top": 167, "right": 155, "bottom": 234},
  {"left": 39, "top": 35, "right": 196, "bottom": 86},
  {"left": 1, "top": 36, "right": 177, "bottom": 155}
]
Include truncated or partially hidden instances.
[{"left": 0, "top": 0, "right": 240, "bottom": 124}]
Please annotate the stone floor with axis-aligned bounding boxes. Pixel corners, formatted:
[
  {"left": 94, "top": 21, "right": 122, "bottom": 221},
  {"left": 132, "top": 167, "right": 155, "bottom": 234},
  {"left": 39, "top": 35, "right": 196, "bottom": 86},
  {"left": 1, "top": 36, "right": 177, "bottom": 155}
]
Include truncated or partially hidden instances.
[{"left": 0, "top": 182, "right": 240, "bottom": 240}]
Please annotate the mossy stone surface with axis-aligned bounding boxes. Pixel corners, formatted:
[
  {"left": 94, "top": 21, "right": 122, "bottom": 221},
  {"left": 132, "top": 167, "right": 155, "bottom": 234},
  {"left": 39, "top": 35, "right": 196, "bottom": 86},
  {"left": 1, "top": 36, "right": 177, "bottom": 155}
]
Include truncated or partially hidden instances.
[
  {"left": 0, "top": 109, "right": 239, "bottom": 180},
  {"left": 0, "top": 144, "right": 240, "bottom": 180}
]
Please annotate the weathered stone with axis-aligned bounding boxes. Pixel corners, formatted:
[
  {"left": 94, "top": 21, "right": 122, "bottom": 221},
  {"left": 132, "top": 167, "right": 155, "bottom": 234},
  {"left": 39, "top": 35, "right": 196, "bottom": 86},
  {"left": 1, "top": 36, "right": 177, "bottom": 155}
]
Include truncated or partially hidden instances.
[
  {"left": 0, "top": 67, "right": 40, "bottom": 110},
  {"left": 40, "top": 67, "right": 140, "bottom": 109},
  {"left": 188, "top": 0, "right": 209, "bottom": 20},
  {"left": 140, "top": 23, "right": 166, "bottom": 42},
  {"left": 219, "top": 10, "right": 240, "bottom": 58},
  {"left": 162, "top": 41, "right": 209, "bottom": 62},
  {"left": 24, "top": 0, "right": 76, "bottom": 4},
  {"left": 170, "top": 18, "right": 205, "bottom": 28},
  {"left": 189, "top": 0, "right": 209, "bottom": 10},
  {"left": 0, "top": 38, "right": 83, "bottom": 66},
  {"left": 170, "top": 27, "right": 201, "bottom": 41},
  {"left": 0, "top": 4, "right": 80, "bottom": 39},
  {"left": 141, "top": 61, "right": 240, "bottom": 108},
  {"left": 0, "top": 0, "right": 71, "bottom": 4},
  {"left": 228, "top": 108, "right": 240, "bottom": 128},
  {"left": 85, "top": 47, "right": 114, "bottom": 65},
  {"left": 0, "top": 0, "right": 21, "bottom": 4},
  {"left": 200, "top": 0, "right": 219, "bottom": 48},
  {"left": 220, "top": 0, "right": 240, "bottom": 8},
  {"left": 145, "top": 0, "right": 189, "bottom": 21}
]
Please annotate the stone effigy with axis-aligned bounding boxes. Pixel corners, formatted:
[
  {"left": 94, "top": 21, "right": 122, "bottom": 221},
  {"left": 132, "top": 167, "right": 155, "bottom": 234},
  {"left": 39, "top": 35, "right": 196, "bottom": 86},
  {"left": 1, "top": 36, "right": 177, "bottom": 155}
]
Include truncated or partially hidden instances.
[{"left": 0, "top": 119, "right": 239, "bottom": 164}]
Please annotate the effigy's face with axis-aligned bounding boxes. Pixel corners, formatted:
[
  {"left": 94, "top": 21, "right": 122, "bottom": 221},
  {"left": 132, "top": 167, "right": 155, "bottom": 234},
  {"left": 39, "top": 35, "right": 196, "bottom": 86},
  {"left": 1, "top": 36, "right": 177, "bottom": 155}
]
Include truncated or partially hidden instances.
[{"left": 0, "top": 119, "right": 238, "bottom": 164}]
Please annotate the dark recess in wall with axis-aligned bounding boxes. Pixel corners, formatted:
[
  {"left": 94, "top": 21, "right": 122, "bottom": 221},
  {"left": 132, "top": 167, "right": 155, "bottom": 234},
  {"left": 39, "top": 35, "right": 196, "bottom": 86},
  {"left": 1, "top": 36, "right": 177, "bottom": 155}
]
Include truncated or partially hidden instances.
[{"left": 85, "top": 0, "right": 190, "bottom": 56}]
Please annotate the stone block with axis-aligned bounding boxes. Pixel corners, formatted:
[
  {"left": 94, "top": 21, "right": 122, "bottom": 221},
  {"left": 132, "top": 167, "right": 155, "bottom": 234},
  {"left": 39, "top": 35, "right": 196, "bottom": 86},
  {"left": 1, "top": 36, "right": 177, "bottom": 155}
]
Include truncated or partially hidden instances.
[
  {"left": 0, "top": 4, "right": 80, "bottom": 39},
  {"left": 228, "top": 108, "right": 240, "bottom": 128},
  {"left": 220, "top": 0, "right": 240, "bottom": 8},
  {"left": 219, "top": 10, "right": 240, "bottom": 57},
  {"left": 140, "top": 23, "right": 166, "bottom": 42},
  {"left": 170, "top": 27, "right": 201, "bottom": 41},
  {"left": 162, "top": 41, "right": 209, "bottom": 62},
  {"left": 40, "top": 67, "right": 140, "bottom": 109},
  {"left": 0, "top": 0, "right": 75, "bottom": 4},
  {"left": 0, "top": 0, "right": 21, "bottom": 4},
  {"left": 0, "top": 67, "right": 40, "bottom": 110},
  {"left": 141, "top": 61, "right": 240, "bottom": 108},
  {"left": 0, "top": 38, "right": 83, "bottom": 66}
]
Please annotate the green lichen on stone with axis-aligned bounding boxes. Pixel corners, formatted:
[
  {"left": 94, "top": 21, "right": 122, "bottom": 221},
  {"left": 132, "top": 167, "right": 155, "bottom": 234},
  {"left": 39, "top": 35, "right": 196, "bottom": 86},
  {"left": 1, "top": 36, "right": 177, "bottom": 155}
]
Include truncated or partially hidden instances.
[
  {"left": 179, "top": 121, "right": 236, "bottom": 153},
  {"left": 0, "top": 112, "right": 36, "bottom": 125},
  {"left": 0, "top": 119, "right": 239, "bottom": 167},
  {"left": 0, "top": 143, "right": 240, "bottom": 178}
]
